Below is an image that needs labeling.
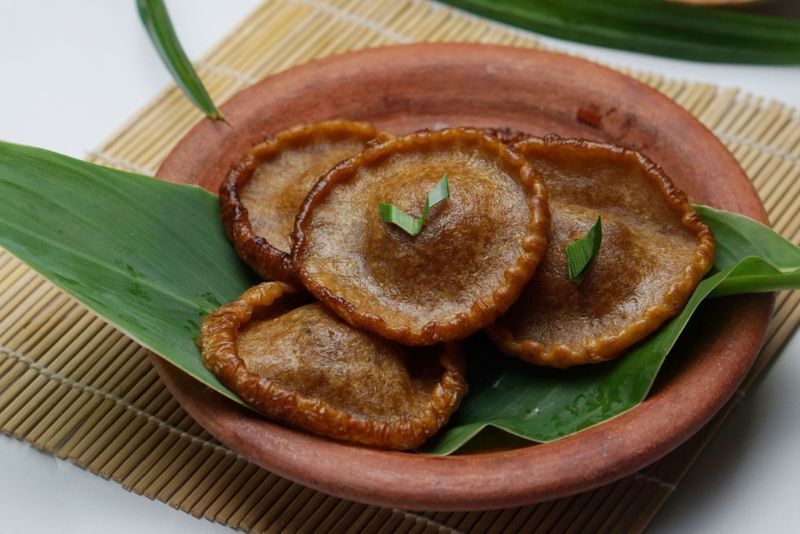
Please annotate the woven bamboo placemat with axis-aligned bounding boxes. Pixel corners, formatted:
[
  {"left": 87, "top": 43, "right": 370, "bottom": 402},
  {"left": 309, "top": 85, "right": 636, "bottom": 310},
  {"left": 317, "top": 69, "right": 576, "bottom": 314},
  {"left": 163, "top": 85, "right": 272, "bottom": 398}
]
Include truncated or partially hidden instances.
[{"left": 2, "top": 0, "right": 800, "bottom": 531}]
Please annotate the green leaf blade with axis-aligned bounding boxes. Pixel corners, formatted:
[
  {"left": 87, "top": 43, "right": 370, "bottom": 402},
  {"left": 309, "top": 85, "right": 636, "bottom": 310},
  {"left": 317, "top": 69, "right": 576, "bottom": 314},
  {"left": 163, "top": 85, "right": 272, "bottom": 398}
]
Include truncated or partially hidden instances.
[
  {"left": 565, "top": 216, "right": 602, "bottom": 282},
  {"left": 438, "top": 0, "right": 800, "bottom": 64},
  {"left": 695, "top": 204, "right": 800, "bottom": 298},
  {"left": 0, "top": 141, "right": 254, "bottom": 403},
  {"left": 694, "top": 204, "right": 800, "bottom": 270},
  {"left": 137, "top": 0, "right": 224, "bottom": 120}
]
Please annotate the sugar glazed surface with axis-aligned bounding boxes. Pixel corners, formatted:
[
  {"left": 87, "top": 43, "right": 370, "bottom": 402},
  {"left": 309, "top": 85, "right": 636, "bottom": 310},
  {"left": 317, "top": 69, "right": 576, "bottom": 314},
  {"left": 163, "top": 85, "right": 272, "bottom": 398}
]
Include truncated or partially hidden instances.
[
  {"left": 220, "top": 120, "right": 390, "bottom": 284},
  {"left": 200, "top": 283, "right": 467, "bottom": 450},
  {"left": 488, "top": 136, "right": 714, "bottom": 368},
  {"left": 292, "top": 128, "right": 550, "bottom": 345},
  {"left": 200, "top": 122, "right": 715, "bottom": 450}
]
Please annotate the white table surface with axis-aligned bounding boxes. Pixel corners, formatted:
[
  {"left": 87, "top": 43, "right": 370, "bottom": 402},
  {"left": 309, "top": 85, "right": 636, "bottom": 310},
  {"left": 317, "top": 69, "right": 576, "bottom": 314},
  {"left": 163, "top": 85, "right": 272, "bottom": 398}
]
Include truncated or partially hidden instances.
[{"left": 1, "top": 1, "right": 799, "bottom": 532}]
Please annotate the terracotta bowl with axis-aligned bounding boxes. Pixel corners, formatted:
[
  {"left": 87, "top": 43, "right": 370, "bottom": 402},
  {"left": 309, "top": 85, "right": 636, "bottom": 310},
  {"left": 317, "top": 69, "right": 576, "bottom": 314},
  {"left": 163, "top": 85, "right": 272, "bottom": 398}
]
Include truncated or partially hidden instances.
[{"left": 153, "top": 44, "right": 772, "bottom": 511}]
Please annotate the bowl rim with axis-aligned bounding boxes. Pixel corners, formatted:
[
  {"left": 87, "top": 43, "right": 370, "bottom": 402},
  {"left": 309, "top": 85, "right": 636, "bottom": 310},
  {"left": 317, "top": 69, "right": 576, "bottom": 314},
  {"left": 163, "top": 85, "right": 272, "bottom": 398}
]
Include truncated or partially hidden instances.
[{"left": 153, "top": 43, "right": 773, "bottom": 511}]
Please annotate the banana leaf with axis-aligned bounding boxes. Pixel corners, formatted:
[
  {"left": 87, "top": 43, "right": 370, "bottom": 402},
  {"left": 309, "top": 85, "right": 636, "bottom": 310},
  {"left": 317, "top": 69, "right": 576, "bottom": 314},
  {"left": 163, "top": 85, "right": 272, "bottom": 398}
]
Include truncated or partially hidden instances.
[
  {"left": 439, "top": 0, "right": 800, "bottom": 65},
  {"left": 1, "top": 142, "right": 799, "bottom": 454},
  {"left": 0, "top": 141, "right": 253, "bottom": 403}
]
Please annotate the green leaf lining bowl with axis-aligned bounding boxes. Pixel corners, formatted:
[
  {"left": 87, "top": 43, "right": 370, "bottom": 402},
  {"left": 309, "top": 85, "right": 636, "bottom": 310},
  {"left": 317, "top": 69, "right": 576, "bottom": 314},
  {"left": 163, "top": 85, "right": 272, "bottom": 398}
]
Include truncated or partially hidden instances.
[{"left": 152, "top": 44, "right": 772, "bottom": 510}]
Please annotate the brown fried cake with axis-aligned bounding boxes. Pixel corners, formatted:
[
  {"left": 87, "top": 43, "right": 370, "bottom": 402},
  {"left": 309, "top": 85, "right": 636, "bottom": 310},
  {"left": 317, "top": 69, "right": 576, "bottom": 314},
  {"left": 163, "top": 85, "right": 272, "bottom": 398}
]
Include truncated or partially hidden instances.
[
  {"left": 292, "top": 128, "right": 550, "bottom": 345},
  {"left": 488, "top": 136, "right": 715, "bottom": 368},
  {"left": 200, "top": 282, "right": 467, "bottom": 450},
  {"left": 220, "top": 120, "right": 391, "bottom": 283}
]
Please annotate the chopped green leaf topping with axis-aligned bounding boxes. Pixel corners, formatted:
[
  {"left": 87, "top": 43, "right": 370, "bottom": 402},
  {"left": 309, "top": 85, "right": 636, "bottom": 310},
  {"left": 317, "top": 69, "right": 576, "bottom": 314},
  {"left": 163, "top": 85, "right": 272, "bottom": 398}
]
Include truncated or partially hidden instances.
[
  {"left": 379, "top": 174, "right": 450, "bottom": 236},
  {"left": 565, "top": 216, "right": 602, "bottom": 283}
]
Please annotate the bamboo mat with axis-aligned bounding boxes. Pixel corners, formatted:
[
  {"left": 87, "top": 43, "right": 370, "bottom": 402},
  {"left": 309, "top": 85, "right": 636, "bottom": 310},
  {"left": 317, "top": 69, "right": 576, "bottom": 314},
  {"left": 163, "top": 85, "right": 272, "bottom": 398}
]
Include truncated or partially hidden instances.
[{"left": 2, "top": 0, "right": 800, "bottom": 531}]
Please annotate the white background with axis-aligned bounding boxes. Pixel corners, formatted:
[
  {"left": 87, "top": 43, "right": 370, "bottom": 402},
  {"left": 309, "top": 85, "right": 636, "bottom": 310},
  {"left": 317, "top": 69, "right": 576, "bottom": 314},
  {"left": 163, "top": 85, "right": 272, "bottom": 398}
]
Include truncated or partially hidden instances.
[{"left": 1, "top": 1, "right": 799, "bottom": 532}]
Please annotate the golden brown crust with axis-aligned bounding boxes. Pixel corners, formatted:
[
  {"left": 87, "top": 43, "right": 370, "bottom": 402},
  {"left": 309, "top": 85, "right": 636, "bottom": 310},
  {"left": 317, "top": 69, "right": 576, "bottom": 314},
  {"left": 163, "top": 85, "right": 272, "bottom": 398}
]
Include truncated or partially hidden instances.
[
  {"left": 219, "top": 120, "right": 391, "bottom": 284},
  {"left": 292, "top": 128, "right": 550, "bottom": 345},
  {"left": 487, "top": 135, "right": 715, "bottom": 368},
  {"left": 480, "top": 127, "right": 534, "bottom": 145},
  {"left": 200, "top": 282, "right": 467, "bottom": 450}
]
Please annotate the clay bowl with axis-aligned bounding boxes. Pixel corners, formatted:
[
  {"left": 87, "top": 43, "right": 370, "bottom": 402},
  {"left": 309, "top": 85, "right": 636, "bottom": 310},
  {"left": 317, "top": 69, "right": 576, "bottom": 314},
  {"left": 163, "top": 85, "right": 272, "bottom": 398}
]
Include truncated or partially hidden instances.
[{"left": 153, "top": 44, "right": 772, "bottom": 511}]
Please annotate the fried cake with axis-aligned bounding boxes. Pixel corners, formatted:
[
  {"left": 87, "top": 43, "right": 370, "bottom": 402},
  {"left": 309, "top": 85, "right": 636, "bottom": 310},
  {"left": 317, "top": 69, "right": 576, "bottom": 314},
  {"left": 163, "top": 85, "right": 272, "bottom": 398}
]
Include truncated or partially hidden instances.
[
  {"left": 220, "top": 120, "right": 391, "bottom": 283},
  {"left": 292, "top": 128, "right": 550, "bottom": 345},
  {"left": 200, "top": 282, "right": 467, "bottom": 449},
  {"left": 488, "top": 136, "right": 715, "bottom": 367}
]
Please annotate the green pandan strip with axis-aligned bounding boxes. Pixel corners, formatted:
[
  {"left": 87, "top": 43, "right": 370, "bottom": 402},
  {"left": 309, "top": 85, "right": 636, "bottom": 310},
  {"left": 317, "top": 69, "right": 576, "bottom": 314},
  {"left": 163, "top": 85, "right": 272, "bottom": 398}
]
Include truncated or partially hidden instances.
[
  {"left": 565, "top": 216, "right": 602, "bottom": 283},
  {"left": 379, "top": 174, "right": 450, "bottom": 236}
]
